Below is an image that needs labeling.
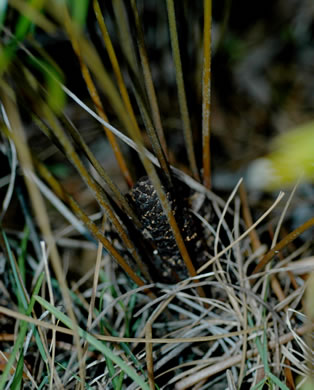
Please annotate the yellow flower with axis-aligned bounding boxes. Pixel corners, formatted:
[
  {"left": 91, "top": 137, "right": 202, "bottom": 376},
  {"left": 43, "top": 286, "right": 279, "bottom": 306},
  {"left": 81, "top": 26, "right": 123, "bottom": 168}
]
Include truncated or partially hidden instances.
[{"left": 247, "top": 121, "right": 314, "bottom": 190}]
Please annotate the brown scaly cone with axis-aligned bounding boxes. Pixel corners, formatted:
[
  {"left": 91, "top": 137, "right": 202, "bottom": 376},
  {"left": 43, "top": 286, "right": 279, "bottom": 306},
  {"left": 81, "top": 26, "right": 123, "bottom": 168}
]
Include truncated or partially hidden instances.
[{"left": 127, "top": 176, "right": 215, "bottom": 283}]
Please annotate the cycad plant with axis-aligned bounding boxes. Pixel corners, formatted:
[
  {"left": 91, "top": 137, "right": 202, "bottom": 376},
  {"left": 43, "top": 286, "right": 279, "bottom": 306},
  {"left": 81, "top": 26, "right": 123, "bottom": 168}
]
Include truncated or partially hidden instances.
[{"left": 0, "top": 1, "right": 313, "bottom": 389}]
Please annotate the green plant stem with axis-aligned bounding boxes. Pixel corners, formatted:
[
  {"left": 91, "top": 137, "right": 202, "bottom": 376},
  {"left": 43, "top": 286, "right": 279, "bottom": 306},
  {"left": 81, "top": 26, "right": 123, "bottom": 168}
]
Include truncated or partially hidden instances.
[
  {"left": 202, "top": 0, "right": 212, "bottom": 189},
  {"left": 166, "top": 0, "right": 200, "bottom": 180}
]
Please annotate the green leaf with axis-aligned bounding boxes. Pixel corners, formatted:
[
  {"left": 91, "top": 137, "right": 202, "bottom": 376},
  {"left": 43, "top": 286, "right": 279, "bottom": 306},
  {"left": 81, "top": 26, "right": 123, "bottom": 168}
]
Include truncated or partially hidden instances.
[
  {"left": 15, "top": 0, "right": 45, "bottom": 40},
  {"left": 45, "top": 65, "right": 66, "bottom": 114},
  {"left": 17, "top": 226, "right": 30, "bottom": 286},
  {"left": 69, "top": 0, "right": 90, "bottom": 27}
]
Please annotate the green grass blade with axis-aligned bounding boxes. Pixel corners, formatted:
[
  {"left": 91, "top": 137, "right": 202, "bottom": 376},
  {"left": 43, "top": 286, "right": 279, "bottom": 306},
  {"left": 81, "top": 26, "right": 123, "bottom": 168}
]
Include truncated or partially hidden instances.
[
  {"left": 250, "top": 377, "right": 267, "bottom": 390},
  {"left": 130, "top": 0, "right": 168, "bottom": 157},
  {"left": 10, "top": 354, "right": 23, "bottom": 390},
  {"left": 166, "top": 0, "right": 199, "bottom": 180},
  {"left": 0, "top": 0, "right": 44, "bottom": 75},
  {"left": 132, "top": 85, "right": 172, "bottom": 184},
  {"left": 15, "top": 0, "right": 44, "bottom": 40},
  {"left": 62, "top": 116, "right": 141, "bottom": 227},
  {"left": 35, "top": 296, "right": 150, "bottom": 390},
  {"left": 268, "top": 372, "right": 290, "bottom": 390},
  {"left": 112, "top": 0, "right": 139, "bottom": 76},
  {"left": 17, "top": 225, "right": 29, "bottom": 286},
  {"left": 0, "top": 273, "right": 45, "bottom": 390},
  {"left": 1, "top": 229, "right": 28, "bottom": 310},
  {"left": 69, "top": 0, "right": 89, "bottom": 27},
  {"left": 264, "top": 328, "right": 271, "bottom": 371},
  {"left": 202, "top": 0, "right": 212, "bottom": 188}
]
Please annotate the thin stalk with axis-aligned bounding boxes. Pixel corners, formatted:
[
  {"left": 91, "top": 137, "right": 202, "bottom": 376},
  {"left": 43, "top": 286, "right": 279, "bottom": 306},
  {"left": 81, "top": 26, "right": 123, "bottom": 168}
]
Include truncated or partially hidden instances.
[
  {"left": 64, "top": 9, "right": 133, "bottom": 188},
  {"left": 252, "top": 217, "right": 314, "bottom": 276},
  {"left": 239, "top": 182, "right": 261, "bottom": 251},
  {"left": 61, "top": 115, "right": 142, "bottom": 228},
  {"left": 145, "top": 323, "right": 155, "bottom": 389},
  {"left": 112, "top": 0, "right": 139, "bottom": 77},
  {"left": 166, "top": 0, "right": 200, "bottom": 180},
  {"left": 132, "top": 86, "right": 172, "bottom": 184},
  {"left": 202, "top": 0, "right": 212, "bottom": 189},
  {"left": 93, "top": 0, "right": 171, "bottom": 183},
  {"left": 130, "top": 0, "right": 168, "bottom": 157}
]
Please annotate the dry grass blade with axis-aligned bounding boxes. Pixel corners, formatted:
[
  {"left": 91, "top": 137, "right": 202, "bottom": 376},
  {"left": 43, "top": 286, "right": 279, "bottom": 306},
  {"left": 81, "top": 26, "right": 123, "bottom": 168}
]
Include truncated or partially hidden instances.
[
  {"left": 145, "top": 323, "right": 155, "bottom": 389},
  {"left": 239, "top": 182, "right": 262, "bottom": 251},
  {"left": 81, "top": 216, "right": 105, "bottom": 378},
  {"left": 197, "top": 191, "right": 285, "bottom": 275},
  {"left": 0, "top": 304, "right": 262, "bottom": 343},
  {"left": 174, "top": 322, "right": 314, "bottom": 389},
  {"left": 0, "top": 124, "right": 17, "bottom": 220},
  {"left": 94, "top": 0, "right": 170, "bottom": 176},
  {"left": 252, "top": 217, "right": 314, "bottom": 276}
]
